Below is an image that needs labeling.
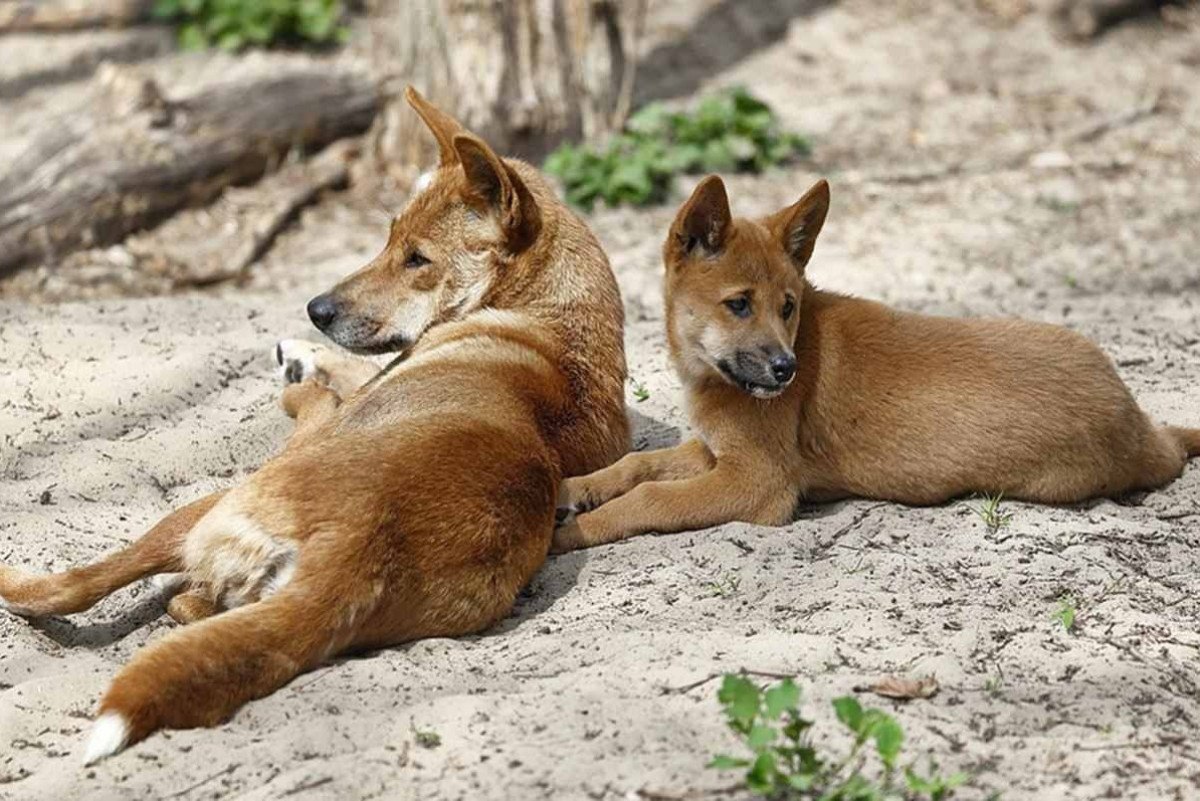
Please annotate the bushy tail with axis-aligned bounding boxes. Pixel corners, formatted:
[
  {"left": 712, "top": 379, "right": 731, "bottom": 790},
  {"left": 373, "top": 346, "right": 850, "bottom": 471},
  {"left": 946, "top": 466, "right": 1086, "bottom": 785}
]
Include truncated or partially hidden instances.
[
  {"left": 83, "top": 581, "right": 372, "bottom": 764},
  {"left": 1170, "top": 427, "right": 1200, "bottom": 458}
]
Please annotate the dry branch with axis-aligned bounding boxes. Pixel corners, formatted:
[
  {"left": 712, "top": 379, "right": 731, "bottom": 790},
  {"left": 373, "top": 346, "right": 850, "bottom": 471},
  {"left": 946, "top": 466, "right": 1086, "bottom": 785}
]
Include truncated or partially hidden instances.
[{"left": 0, "top": 67, "right": 379, "bottom": 276}]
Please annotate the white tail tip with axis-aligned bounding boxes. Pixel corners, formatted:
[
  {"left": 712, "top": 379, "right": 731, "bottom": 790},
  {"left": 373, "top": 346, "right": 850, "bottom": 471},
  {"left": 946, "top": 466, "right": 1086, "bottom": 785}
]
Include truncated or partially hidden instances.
[
  {"left": 83, "top": 712, "right": 129, "bottom": 765},
  {"left": 0, "top": 594, "right": 35, "bottom": 618}
]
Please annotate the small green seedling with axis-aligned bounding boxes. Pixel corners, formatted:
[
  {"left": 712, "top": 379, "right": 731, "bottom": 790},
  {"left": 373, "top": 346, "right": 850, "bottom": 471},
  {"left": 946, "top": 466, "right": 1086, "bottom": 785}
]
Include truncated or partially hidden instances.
[
  {"left": 631, "top": 381, "right": 651, "bottom": 403},
  {"left": 983, "top": 676, "right": 1003, "bottom": 698},
  {"left": 545, "top": 87, "right": 810, "bottom": 210},
  {"left": 1035, "top": 195, "right": 1080, "bottom": 214},
  {"left": 906, "top": 760, "right": 971, "bottom": 801},
  {"left": 709, "top": 674, "right": 968, "bottom": 799},
  {"left": 412, "top": 725, "right": 441, "bottom": 749},
  {"left": 706, "top": 573, "right": 741, "bottom": 598},
  {"left": 971, "top": 493, "right": 1013, "bottom": 534},
  {"left": 1055, "top": 596, "right": 1077, "bottom": 633}
]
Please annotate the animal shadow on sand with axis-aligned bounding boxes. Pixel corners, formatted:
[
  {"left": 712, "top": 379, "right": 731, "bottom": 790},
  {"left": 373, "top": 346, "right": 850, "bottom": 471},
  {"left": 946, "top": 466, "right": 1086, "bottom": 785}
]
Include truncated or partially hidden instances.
[{"left": 503, "top": 407, "right": 683, "bottom": 626}]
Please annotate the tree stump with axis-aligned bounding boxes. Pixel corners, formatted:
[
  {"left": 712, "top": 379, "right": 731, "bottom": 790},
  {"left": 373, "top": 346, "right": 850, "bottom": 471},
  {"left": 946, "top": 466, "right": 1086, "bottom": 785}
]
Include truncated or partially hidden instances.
[{"left": 364, "top": 0, "right": 646, "bottom": 179}]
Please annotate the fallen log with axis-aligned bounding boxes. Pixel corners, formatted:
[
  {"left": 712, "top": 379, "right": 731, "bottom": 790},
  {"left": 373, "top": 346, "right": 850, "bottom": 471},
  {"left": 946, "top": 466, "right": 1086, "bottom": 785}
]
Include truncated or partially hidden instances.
[
  {"left": 0, "top": 29, "right": 172, "bottom": 100},
  {"left": 130, "top": 139, "right": 356, "bottom": 287},
  {"left": 0, "top": 0, "right": 153, "bottom": 32},
  {"left": 0, "top": 65, "right": 379, "bottom": 276}
]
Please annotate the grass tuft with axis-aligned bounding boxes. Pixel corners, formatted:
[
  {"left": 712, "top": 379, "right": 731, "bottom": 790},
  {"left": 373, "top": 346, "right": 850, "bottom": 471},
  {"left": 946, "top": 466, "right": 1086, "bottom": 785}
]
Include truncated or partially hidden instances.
[{"left": 971, "top": 493, "right": 1013, "bottom": 534}]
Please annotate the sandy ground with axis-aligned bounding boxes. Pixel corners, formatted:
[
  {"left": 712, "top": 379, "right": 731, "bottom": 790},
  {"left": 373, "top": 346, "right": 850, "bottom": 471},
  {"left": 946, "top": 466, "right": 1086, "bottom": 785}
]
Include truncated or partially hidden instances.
[{"left": 3, "top": 1, "right": 1200, "bottom": 799}]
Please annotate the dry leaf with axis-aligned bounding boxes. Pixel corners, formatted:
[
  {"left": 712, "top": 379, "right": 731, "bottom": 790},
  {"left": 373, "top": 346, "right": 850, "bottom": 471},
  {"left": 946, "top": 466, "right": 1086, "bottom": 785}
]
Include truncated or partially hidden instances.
[{"left": 856, "top": 675, "right": 939, "bottom": 700}]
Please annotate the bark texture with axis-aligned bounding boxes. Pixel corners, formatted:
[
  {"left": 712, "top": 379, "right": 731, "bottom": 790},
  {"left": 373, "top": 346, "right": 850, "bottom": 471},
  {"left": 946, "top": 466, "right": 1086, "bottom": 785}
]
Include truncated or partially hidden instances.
[{"left": 366, "top": 0, "right": 645, "bottom": 176}]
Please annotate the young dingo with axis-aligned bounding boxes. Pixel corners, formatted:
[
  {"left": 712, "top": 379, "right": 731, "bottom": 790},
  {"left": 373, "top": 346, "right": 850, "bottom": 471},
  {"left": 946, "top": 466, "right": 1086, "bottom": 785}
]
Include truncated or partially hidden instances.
[
  {"left": 0, "top": 88, "right": 629, "bottom": 762},
  {"left": 552, "top": 175, "right": 1199, "bottom": 551}
]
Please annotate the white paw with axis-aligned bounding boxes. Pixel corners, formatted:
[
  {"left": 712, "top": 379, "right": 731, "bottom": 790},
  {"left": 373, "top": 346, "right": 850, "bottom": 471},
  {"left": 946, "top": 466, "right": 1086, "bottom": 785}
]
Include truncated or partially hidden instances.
[
  {"left": 82, "top": 712, "right": 129, "bottom": 765},
  {"left": 149, "top": 572, "right": 186, "bottom": 595},
  {"left": 274, "top": 339, "right": 325, "bottom": 384}
]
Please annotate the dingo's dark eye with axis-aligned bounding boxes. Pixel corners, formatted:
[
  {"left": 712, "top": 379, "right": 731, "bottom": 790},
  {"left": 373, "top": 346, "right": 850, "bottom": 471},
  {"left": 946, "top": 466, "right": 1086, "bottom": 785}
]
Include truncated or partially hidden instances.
[
  {"left": 405, "top": 251, "right": 431, "bottom": 269},
  {"left": 781, "top": 298, "right": 795, "bottom": 320},
  {"left": 724, "top": 297, "right": 751, "bottom": 318}
]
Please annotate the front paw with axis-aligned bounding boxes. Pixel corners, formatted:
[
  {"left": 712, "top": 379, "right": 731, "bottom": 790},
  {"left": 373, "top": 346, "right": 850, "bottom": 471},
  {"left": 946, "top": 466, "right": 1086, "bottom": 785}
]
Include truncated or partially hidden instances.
[
  {"left": 550, "top": 517, "right": 587, "bottom": 554},
  {"left": 274, "top": 339, "right": 328, "bottom": 385},
  {"left": 554, "top": 477, "right": 604, "bottom": 527}
]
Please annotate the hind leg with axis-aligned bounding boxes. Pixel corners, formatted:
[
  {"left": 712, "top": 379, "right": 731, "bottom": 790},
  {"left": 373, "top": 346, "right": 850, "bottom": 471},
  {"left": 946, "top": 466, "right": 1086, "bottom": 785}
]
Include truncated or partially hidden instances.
[
  {"left": 1167, "top": 426, "right": 1200, "bottom": 460},
  {"left": 1127, "top": 427, "right": 1193, "bottom": 492},
  {"left": 1013, "top": 425, "right": 1189, "bottom": 503},
  {"left": 166, "top": 585, "right": 219, "bottom": 624},
  {"left": 0, "top": 491, "right": 225, "bottom": 618}
]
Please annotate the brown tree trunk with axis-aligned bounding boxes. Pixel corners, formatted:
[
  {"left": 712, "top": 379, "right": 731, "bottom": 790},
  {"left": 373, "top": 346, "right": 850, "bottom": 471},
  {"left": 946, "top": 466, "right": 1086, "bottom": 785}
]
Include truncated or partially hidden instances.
[{"left": 365, "top": 0, "right": 645, "bottom": 179}]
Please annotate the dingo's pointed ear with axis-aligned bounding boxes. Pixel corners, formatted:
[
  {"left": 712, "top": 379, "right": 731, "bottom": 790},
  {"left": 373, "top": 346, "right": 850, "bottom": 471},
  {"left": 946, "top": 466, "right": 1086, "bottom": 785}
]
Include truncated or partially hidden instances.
[
  {"left": 405, "top": 86, "right": 466, "bottom": 166},
  {"left": 669, "top": 175, "right": 731, "bottom": 261},
  {"left": 453, "top": 134, "right": 541, "bottom": 252},
  {"left": 769, "top": 179, "right": 829, "bottom": 269}
]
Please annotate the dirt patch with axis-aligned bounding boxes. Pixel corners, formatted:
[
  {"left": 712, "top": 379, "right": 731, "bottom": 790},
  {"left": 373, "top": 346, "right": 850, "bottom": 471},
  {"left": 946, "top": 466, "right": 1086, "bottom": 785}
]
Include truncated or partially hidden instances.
[{"left": 2, "top": 1, "right": 1200, "bottom": 799}]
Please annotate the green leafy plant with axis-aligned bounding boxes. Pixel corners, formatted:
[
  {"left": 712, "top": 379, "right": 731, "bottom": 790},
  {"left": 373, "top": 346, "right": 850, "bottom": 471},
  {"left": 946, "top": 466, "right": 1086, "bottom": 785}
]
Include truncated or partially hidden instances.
[
  {"left": 971, "top": 493, "right": 1013, "bottom": 534},
  {"left": 545, "top": 87, "right": 810, "bottom": 210},
  {"left": 1055, "top": 595, "right": 1077, "bottom": 633},
  {"left": 153, "top": 0, "right": 347, "bottom": 51},
  {"left": 631, "top": 380, "right": 651, "bottom": 403},
  {"left": 709, "top": 675, "right": 968, "bottom": 800}
]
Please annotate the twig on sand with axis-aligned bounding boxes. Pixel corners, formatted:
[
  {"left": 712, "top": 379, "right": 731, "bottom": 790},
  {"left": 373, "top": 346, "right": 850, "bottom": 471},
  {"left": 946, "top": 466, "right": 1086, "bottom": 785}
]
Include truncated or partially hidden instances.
[
  {"left": 1074, "top": 736, "right": 1184, "bottom": 753},
  {"left": 637, "top": 784, "right": 745, "bottom": 800},
  {"left": 281, "top": 776, "right": 334, "bottom": 796},
  {"left": 1154, "top": 509, "right": 1199, "bottom": 521},
  {"left": 662, "top": 668, "right": 797, "bottom": 695},
  {"left": 165, "top": 763, "right": 239, "bottom": 798},
  {"left": 1059, "top": 93, "right": 1163, "bottom": 144}
]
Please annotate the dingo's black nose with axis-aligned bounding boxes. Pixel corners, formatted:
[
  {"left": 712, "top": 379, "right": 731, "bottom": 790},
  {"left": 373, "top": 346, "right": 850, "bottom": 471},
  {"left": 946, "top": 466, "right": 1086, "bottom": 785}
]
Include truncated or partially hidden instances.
[
  {"left": 306, "top": 294, "right": 339, "bottom": 330},
  {"left": 769, "top": 353, "right": 796, "bottom": 384}
]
